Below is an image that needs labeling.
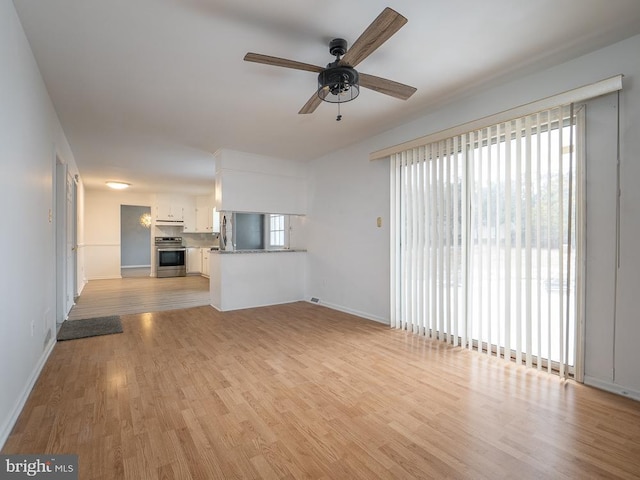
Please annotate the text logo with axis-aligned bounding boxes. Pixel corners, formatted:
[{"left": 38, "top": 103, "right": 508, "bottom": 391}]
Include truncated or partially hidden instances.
[{"left": 0, "top": 455, "right": 77, "bottom": 479}]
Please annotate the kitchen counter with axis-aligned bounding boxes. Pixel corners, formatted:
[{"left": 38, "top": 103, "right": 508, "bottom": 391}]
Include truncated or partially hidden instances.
[
  {"left": 209, "top": 249, "right": 306, "bottom": 311},
  {"left": 212, "top": 248, "right": 306, "bottom": 254}
]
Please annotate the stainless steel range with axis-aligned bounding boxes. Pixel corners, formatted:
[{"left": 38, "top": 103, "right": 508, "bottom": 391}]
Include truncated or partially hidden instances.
[{"left": 155, "top": 237, "right": 186, "bottom": 278}]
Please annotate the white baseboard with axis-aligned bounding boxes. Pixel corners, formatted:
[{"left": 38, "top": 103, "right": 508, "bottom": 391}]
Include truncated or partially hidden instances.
[
  {"left": 77, "top": 278, "right": 87, "bottom": 296},
  {"left": 583, "top": 375, "right": 640, "bottom": 402},
  {"left": 0, "top": 338, "right": 56, "bottom": 450},
  {"left": 306, "top": 299, "right": 389, "bottom": 325},
  {"left": 211, "top": 299, "right": 302, "bottom": 313}
]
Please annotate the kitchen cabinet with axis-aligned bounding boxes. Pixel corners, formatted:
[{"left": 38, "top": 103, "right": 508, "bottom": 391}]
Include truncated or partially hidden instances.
[
  {"left": 155, "top": 203, "right": 183, "bottom": 221},
  {"left": 156, "top": 194, "right": 207, "bottom": 226},
  {"left": 195, "top": 195, "right": 217, "bottom": 233},
  {"left": 212, "top": 208, "right": 220, "bottom": 234},
  {"left": 186, "top": 247, "right": 201, "bottom": 274},
  {"left": 201, "top": 248, "right": 210, "bottom": 277},
  {"left": 195, "top": 206, "right": 212, "bottom": 233},
  {"left": 183, "top": 206, "right": 197, "bottom": 232}
]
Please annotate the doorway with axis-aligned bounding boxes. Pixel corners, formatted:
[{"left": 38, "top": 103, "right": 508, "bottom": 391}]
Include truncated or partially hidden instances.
[
  {"left": 121, "top": 205, "right": 152, "bottom": 277},
  {"left": 55, "top": 159, "right": 77, "bottom": 324}
]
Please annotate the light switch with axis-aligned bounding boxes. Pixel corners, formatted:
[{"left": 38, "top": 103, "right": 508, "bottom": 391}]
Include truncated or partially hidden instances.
[{"left": 376, "top": 216, "right": 382, "bottom": 228}]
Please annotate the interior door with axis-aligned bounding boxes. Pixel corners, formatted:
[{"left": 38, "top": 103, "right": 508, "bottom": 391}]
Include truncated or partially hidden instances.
[
  {"left": 66, "top": 172, "right": 77, "bottom": 312},
  {"left": 55, "top": 161, "right": 77, "bottom": 323},
  {"left": 55, "top": 161, "right": 66, "bottom": 323}
]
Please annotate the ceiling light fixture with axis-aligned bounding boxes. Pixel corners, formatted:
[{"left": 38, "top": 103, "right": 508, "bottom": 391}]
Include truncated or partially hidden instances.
[{"left": 106, "top": 181, "right": 130, "bottom": 190}]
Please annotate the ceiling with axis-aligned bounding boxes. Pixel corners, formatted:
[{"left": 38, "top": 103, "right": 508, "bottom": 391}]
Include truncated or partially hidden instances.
[{"left": 13, "top": 0, "right": 640, "bottom": 194}]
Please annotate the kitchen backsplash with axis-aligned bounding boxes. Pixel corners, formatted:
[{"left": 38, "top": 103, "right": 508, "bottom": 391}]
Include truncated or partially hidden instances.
[{"left": 154, "top": 225, "right": 219, "bottom": 248}]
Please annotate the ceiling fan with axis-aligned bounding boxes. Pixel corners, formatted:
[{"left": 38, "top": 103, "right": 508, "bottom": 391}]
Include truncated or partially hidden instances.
[{"left": 244, "top": 7, "right": 417, "bottom": 119}]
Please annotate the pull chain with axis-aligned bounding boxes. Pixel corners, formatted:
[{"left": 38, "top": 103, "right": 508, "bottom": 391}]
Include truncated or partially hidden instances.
[{"left": 336, "top": 102, "right": 342, "bottom": 121}]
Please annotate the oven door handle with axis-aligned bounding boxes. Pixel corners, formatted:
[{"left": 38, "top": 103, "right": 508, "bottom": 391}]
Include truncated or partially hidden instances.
[{"left": 156, "top": 248, "right": 186, "bottom": 251}]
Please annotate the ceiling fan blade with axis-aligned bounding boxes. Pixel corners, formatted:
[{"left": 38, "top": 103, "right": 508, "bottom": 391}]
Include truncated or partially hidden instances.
[
  {"left": 244, "top": 53, "right": 323, "bottom": 73},
  {"left": 340, "top": 7, "right": 407, "bottom": 68},
  {"left": 359, "top": 73, "right": 417, "bottom": 100},
  {"left": 298, "top": 90, "right": 324, "bottom": 114}
]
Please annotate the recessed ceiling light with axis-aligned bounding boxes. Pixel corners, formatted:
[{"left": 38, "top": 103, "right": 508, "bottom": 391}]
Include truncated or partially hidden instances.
[{"left": 106, "top": 181, "right": 130, "bottom": 190}]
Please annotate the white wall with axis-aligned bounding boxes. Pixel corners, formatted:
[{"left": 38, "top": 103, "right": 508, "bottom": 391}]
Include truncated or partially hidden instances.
[
  {"left": 306, "top": 143, "right": 390, "bottom": 323},
  {"left": 215, "top": 149, "right": 307, "bottom": 214},
  {"left": 306, "top": 34, "right": 640, "bottom": 398},
  {"left": 84, "top": 190, "right": 153, "bottom": 279},
  {"left": 582, "top": 94, "right": 618, "bottom": 388},
  {"left": 0, "top": 0, "right": 81, "bottom": 447}
]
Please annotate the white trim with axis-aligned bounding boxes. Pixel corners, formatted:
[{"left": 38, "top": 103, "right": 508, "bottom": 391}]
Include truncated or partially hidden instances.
[
  {"left": 0, "top": 338, "right": 56, "bottom": 450},
  {"left": 583, "top": 375, "right": 640, "bottom": 402},
  {"left": 77, "top": 279, "right": 87, "bottom": 296},
  {"left": 574, "top": 106, "right": 587, "bottom": 383},
  {"left": 306, "top": 299, "right": 389, "bottom": 325},
  {"left": 210, "top": 299, "right": 303, "bottom": 312},
  {"left": 370, "top": 75, "right": 623, "bottom": 160}
]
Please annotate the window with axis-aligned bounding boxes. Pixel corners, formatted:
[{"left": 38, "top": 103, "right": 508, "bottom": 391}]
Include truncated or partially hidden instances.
[
  {"left": 268, "top": 214, "right": 286, "bottom": 248},
  {"left": 391, "top": 104, "right": 584, "bottom": 377}
]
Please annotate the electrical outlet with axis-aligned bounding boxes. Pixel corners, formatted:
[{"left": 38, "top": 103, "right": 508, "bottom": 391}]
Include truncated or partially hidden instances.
[
  {"left": 376, "top": 216, "right": 382, "bottom": 228},
  {"left": 48, "top": 209, "right": 53, "bottom": 223}
]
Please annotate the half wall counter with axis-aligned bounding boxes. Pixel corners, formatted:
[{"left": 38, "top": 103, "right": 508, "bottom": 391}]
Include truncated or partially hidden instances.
[{"left": 209, "top": 249, "right": 307, "bottom": 311}]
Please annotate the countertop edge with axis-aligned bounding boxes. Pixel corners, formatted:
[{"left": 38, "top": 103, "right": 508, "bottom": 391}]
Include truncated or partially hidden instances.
[{"left": 212, "top": 249, "right": 307, "bottom": 254}]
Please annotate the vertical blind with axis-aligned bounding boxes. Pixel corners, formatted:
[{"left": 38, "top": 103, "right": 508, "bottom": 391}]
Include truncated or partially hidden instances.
[{"left": 390, "top": 104, "right": 584, "bottom": 377}]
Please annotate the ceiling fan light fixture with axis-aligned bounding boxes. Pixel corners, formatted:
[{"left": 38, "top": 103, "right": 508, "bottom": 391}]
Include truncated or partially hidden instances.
[{"left": 317, "top": 66, "right": 359, "bottom": 103}]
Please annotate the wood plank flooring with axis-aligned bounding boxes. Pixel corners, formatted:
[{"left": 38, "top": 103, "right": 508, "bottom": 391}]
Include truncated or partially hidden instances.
[
  {"left": 68, "top": 276, "right": 210, "bottom": 320},
  {"left": 4, "top": 302, "right": 640, "bottom": 479}
]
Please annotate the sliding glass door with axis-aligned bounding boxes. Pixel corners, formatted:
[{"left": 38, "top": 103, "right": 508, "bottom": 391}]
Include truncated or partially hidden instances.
[{"left": 391, "top": 104, "right": 583, "bottom": 377}]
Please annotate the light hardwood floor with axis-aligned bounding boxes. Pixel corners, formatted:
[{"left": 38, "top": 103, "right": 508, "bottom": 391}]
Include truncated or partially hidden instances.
[
  {"left": 4, "top": 302, "right": 640, "bottom": 479},
  {"left": 67, "top": 275, "right": 210, "bottom": 320}
]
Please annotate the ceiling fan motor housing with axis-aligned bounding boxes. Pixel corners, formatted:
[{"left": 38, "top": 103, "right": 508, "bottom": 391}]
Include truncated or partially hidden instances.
[
  {"left": 329, "top": 38, "right": 348, "bottom": 58},
  {"left": 316, "top": 37, "right": 360, "bottom": 103},
  {"left": 317, "top": 65, "right": 359, "bottom": 103}
]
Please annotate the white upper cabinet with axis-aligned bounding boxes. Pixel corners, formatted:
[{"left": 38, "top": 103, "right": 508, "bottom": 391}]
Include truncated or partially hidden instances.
[
  {"left": 182, "top": 197, "right": 197, "bottom": 232},
  {"left": 154, "top": 194, "right": 217, "bottom": 233},
  {"left": 154, "top": 194, "right": 189, "bottom": 222},
  {"left": 212, "top": 208, "right": 220, "bottom": 233},
  {"left": 195, "top": 195, "right": 215, "bottom": 233},
  {"left": 155, "top": 203, "right": 183, "bottom": 221}
]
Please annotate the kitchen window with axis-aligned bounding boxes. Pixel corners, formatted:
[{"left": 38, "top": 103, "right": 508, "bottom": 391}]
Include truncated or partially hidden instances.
[{"left": 268, "top": 214, "right": 286, "bottom": 248}]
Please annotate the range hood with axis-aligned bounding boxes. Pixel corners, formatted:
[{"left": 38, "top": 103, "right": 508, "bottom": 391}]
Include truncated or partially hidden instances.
[{"left": 155, "top": 219, "right": 184, "bottom": 226}]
